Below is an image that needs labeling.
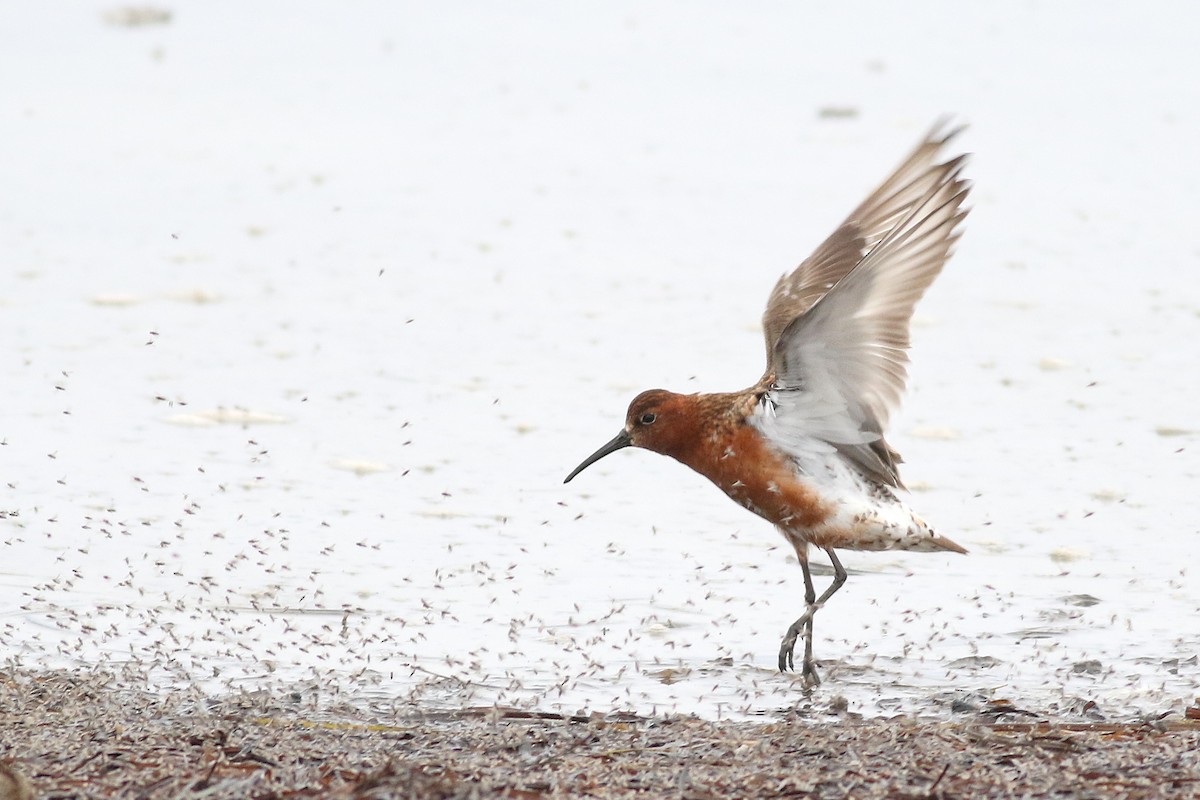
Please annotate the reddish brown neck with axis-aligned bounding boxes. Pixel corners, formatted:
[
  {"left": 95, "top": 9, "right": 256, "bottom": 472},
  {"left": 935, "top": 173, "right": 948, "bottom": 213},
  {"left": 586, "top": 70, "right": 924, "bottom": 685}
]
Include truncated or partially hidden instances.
[{"left": 637, "top": 391, "right": 752, "bottom": 473}]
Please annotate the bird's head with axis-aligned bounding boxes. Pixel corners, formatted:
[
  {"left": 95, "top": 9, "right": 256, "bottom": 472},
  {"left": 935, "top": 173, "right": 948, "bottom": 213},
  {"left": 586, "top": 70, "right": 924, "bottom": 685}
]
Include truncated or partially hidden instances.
[{"left": 563, "top": 389, "right": 693, "bottom": 482}]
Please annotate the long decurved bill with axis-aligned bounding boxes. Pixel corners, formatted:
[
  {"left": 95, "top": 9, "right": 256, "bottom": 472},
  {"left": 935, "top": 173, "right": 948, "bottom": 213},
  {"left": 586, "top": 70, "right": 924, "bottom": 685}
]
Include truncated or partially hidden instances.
[{"left": 563, "top": 430, "right": 631, "bottom": 483}]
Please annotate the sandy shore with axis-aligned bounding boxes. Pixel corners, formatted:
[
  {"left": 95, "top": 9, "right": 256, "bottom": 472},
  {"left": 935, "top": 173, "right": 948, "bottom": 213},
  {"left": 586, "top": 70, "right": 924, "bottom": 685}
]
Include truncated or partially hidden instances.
[{"left": 2, "top": 669, "right": 1198, "bottom": 799}]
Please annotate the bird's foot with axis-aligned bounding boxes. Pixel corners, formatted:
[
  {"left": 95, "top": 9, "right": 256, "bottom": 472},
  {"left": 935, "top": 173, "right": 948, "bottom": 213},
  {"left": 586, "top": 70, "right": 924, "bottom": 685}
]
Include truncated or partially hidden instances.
[
  {"left": 778, "top": 625, "right": 800, "bottom": 672},
  {"left": 800, "top": 655, "right": 821, "bottom": 688},
  {"left": 777, "top": 604, "right": 819, "bottom": 677}
]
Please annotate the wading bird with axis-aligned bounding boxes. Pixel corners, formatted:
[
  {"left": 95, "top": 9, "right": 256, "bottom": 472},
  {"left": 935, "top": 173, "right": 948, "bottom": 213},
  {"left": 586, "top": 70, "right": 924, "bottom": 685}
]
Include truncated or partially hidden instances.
[{"left": 564, "top": 124, "right": 971, "bottom": 686}]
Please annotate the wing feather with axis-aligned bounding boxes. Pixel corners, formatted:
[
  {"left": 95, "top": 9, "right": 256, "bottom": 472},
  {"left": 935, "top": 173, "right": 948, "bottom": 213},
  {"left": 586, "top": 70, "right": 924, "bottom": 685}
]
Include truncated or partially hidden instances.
[
  {"left": 756, "top": 127, "right": 971, "bottom": 487},
  {"left": 761, "top": 121, "right": 967, "bottom": 366}
]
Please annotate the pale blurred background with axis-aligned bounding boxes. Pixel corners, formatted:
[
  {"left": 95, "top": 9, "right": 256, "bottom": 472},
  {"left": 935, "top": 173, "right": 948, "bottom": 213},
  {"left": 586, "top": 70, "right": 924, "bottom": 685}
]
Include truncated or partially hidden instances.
[{"left": 2, "top": 2, "right": 1197, "bottom": 719}]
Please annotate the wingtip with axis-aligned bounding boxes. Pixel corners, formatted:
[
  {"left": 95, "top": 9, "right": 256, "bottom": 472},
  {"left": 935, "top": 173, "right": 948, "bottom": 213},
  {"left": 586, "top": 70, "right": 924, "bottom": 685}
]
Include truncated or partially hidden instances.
[
  {"left": 935, "top": 535, "right": 969, "bottom": 555},
  {"left": 927, "top": 116, "right": 969, "bottom": 146}
]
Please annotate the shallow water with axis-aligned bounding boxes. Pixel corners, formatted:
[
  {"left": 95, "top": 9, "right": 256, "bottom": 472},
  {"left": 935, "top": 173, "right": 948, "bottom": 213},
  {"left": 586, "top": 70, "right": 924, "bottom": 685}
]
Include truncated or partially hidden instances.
[{"left": 2, "top": 2, "right": 1199, "bottom": 722}]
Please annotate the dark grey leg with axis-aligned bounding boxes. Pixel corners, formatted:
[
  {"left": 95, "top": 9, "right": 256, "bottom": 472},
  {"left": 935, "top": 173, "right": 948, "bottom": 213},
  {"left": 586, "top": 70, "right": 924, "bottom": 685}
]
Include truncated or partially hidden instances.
[
  {"left": 777, "top": 554, "right": 817, "bottom": 673},
  {"left": 778, "top": 548, "right": 848, "bottom": 687}
]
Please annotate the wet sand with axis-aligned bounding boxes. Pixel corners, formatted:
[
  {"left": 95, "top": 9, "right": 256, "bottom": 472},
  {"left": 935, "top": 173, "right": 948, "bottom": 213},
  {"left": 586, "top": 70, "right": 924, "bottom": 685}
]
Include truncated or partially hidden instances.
[{"left": 3, "top": 669, "right": 1198, "bottom": 799}]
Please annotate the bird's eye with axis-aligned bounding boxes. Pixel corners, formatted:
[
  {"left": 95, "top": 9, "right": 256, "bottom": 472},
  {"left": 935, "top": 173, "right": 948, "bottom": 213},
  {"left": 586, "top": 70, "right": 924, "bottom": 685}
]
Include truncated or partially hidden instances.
[{"left": 640, "top": 412, "right": 657, "bottom": 425}]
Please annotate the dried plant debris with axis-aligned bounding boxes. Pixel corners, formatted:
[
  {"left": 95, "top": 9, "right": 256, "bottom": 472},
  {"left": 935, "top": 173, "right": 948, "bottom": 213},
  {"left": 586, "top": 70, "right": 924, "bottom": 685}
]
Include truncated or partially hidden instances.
[
  {"left": 0, "top": 763, "right": 34, "bottom": 800},
  {"left": 1, "top": 670, "right": 1198, "bottom": 799}
]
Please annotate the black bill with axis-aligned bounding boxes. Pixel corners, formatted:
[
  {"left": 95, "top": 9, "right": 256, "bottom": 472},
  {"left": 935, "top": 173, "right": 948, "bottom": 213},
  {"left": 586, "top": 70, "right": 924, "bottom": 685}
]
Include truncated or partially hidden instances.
[{"left": 563, "top": 430, "right": 632, "bottom": 483}]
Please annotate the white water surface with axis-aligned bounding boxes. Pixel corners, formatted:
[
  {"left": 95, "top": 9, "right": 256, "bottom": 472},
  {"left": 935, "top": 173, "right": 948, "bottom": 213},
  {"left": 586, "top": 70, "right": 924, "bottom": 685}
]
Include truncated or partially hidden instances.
[{"left": 2, "top": 2, "right": 1199, "bottom": 721}]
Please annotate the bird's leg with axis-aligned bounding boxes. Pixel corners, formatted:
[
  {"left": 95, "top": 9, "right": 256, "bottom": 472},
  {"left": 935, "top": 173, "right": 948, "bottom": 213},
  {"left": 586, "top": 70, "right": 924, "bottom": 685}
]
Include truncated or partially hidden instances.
[
  {"left": 802, "top": 548, "right": 848, "bottom": 684},
  {"left": 797, "top": 556, "right": 820, "bottom": 685},
  {"left": 778, "top": 551, "right": 817, "bottom": 674},
  {"left": 779, "top": 548, "right": 849, "bottom": 686}
]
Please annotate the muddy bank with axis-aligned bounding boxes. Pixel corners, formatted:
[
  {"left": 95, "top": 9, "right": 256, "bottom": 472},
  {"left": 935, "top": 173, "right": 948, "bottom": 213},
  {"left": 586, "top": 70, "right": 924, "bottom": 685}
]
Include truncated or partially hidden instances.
[{"left": 2, "top": 670, "right": 1198, "bottom": 799}]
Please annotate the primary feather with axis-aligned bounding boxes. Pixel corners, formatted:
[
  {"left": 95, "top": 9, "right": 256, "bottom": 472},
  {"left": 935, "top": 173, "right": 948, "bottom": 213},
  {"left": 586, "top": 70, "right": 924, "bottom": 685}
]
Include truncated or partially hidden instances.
[{"left": 756, "top": 123, "right": 971, "bottom": 487}]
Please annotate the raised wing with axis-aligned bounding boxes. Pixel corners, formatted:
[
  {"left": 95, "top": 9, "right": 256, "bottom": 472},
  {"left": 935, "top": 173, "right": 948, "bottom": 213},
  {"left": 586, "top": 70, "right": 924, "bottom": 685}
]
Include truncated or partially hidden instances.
[
  {"left": 757, "top": 129, "right": 971, "bottom": 487},
  {"left": 762, "top": 122, "right": 967, "bottom": 370}
]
